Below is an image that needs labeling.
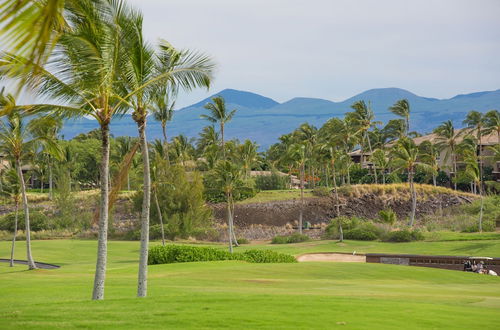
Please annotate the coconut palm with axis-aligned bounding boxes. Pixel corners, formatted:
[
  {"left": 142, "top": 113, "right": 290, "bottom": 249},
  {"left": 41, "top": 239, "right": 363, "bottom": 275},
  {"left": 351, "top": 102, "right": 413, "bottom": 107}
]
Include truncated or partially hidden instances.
[
  {"left": 151, "top": 87, "right": 176, "bottom": 163},
  {"left": 389, "top": 99, "right": 411, "bottom": 135},
  {"left": 114, "top": 137, "right": 135, "bottom": 191},
  {"left": 462, "top": 148, "right": 484, "bottom": 232},
  {"left": 371, "top": 149, "right": 391, "bottom": 184},
  {"left": 463, "top": 111, "right": 487, "bottom": 193},
  {"left": 286, "top": 143, "right": 307, "bottom": 233},
  {"left": 348, "top": 100, "right": 381, "bottom": 183},
  {"left": 434, "top": 120, "right": 462, "bottom": 190},
  {"left": 0, "top": 168, "right": 21, "bottom": 267},
  {"left": 0, "top": 111, "right": 61, "bottom": 269},
  {"left": 419, "top": 141, "right": 442, "bottom": 186},
  {"left": 483, "top": 110, "right": 500, "bottom": 143},
  {"left": 201, "top": 96, "right": 236, "bottom": 158},
  {"left": 0, "top": 0, "right": 141, "bottom": 300},
  {"left": 391, "top": 137, "right": 429, "bottom": 227},
  {"left": 237, "top": 140, "right": 259, "bottom": 179},
  {"left": 320, "top": 143, "right": 343, "bottom": 240},
  {"left": 214, "top": 160, "right": 242, "bottom": 253}
]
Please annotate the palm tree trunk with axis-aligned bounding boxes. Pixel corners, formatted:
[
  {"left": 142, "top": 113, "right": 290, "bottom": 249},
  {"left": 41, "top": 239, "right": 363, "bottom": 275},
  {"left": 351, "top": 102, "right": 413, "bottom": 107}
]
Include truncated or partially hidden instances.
[
  {"left": 365, "top": 132, "right": 378, "bottom": 183},
  {"left": 48, "top": 159, "right": 53, "bottom": 200},
  {"left": 299, "top": 163, "right": 304, "bottom": 234},
  {"left": 478, "top": 181, "right": 484, "bottom": 233},
  {"left": 221, "top": 123, "right": 225, "bottom": 159},
  {"left": 230, "top": 201, "right": 238, "bottom": 247},
  {"left": 162, "top": 122, "right": 170, "bottom": 163},
  {"left": 332, "top": 163, "right": 343, "bottom": 242},
  {"left": 9, "top": 198, "right": 19, "bottom": 267},
  {"left": 16, "top": 159, "right": 36, "bottom": 270},
  {"left": 478, "top": 133, "right": 483, "bottom": 198},
  {"left": 127, "top": 173, "right": 130, "bottom": 191},
  {"left": 452, "top": 153, "right": 457, "bottom": 190},
  {"left": 409, "top": 169, "right": 416, "bottom": 227},
  {"left": 40, "top": 176, "right": 43, "bottom": 193},
  {"left": 92, "top": 123, "right": 110, "bottom": 300},
  {"left": 227, "top": 194, "right": 233, "bottom": 253},
  {"left": 137, "top": 118, "right": 151, "bottom": 298},
  {"left": 154, "top": 189, "right": 165, "bottom": 246}
]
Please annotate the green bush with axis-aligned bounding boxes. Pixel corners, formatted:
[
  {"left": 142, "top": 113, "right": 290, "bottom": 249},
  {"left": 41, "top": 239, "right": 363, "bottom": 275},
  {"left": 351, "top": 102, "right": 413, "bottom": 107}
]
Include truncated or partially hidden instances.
[
  {"left": 254, "top": 174, "right": 289, "bottom": 190},
  {"left": 148, "top": 245, "right": 296, "bottom": 265},
  {"left": 0, "top": 210, "right": 51, "bottom": 231},
  {"left": 271, "top": 232, "right": 310, "bottom": 244},
  {"left": 324, "top": 216, "right": 363, "bottom": 239},
  {"left": 312, "top": 186, "right": 330, "bottom": 197},
  {"left": 383, "top": 229, "right": 424, "bottom": 242},
  {"left": 344, "top": 226, "right": 378, "bottom": 241},
  {"left": 236, "top": 238, "right": 249, "bottom": 244},
  {"left": 378, "top": 209, "right": 397, "bottom": 225}
]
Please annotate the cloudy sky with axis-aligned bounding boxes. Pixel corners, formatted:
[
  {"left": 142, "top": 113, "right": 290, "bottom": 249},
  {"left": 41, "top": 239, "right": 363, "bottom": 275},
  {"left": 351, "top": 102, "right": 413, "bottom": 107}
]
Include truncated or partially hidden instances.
[{"left": 129, "top": 0, "right": 499, "bottom": 108}]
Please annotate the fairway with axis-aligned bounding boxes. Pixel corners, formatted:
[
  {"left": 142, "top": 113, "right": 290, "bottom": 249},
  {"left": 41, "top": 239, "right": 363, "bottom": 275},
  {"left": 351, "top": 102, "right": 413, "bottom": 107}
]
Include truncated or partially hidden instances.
[{"left": 1, "top": 239, "right": 499, "bottom": 329}]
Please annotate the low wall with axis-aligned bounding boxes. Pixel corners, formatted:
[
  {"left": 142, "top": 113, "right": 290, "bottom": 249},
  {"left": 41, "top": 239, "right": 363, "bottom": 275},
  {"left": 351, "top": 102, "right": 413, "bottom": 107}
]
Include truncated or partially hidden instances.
[{"left": 366, "top": 253, "right": 500, "bottom": 273}]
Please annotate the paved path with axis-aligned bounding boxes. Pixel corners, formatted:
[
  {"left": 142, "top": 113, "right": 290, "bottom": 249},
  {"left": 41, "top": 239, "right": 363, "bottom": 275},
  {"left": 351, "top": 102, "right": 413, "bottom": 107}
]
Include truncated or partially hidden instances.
[{"left": 0, "top": 259, "right": 60, "bottom": 269}]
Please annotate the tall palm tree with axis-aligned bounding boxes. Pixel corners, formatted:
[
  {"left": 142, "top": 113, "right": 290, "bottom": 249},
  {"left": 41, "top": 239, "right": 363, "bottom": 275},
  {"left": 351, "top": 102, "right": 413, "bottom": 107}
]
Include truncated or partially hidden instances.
[
  {"left": 391, "top": 137, "right": 429, "bottom": 227},
  {"left": 320, "top": 143, "right": 343, "bottom": 241},
  {"left": 462, "top": 148, "right": 484, "bottom": 232},
  {"left": 0, "top": 111, "right": 61, "bottom": 269},
  {"left": 371, "top": 149, "right": 391, "bottom": 184},
  {"left": 118, "top": 8, "right": 214, "bottom": 297},
  {"left": 201, "top": 96, "right": 236, "bottom": 158},
  {"left": 348, "top": 100, "right": 381, "bottom": 183},
  {"left": 483, "top": 110, "right": 500, "bottom": 143},
  {"left": 115, "top": 137, "right": 134, "bottom": 191},
  {"left": 238, "top": 140, "right": 259, "bottom": 179},
  {"left": 214, "top": 160, "right": 242, "bottom": 253},
  {"left": 0, "top": 0, "right": 138, "bottom": 300},
  {"left": 286, "top": 143, "right": 307, "bottom": 234},
  {"left": 434, "top": 120, "right": 462, "bottom": 190},
  {"left": 389, "top": 99, "right": 411, "bottom": 135}
]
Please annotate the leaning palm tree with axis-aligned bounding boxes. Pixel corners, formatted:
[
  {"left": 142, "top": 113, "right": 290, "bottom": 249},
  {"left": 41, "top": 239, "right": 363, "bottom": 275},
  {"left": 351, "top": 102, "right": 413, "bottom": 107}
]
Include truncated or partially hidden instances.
[
  {"left": 0, "top": 112, "right": 61, "bottom": 269},
  {"left": 214, "top": 160, "right": 242, "bottom": 253},
  {"left": 389, "top": 99, "right": 411, "bottom": 135},
  {"left": 391, "top": 137, "right": 429, "bottom": 227},
  {"left": 201, "top": 96, "right": 236, "bottom": 158},
  {"left": 0, "top": 168, "right": 21, "bottom": 267},
  {"left": 434, "top": 120, "right": 462, "bottom": 190}
]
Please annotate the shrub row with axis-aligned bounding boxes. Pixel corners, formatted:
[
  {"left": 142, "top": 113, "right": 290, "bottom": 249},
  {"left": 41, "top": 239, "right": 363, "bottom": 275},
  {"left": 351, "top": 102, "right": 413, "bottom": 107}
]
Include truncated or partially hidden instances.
[
  {"left": 148, "top": 245, "right": 297, "bottom": 265},
  {"left": 271, "top": 233, "right": 310, "bottom": 244}
]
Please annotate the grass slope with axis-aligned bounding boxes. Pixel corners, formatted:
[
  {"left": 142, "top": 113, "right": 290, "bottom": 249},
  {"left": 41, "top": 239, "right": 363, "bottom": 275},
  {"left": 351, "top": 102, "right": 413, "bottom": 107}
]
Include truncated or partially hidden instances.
[{"left": 1, "top": 239, "right": 499, "bottom": 329}]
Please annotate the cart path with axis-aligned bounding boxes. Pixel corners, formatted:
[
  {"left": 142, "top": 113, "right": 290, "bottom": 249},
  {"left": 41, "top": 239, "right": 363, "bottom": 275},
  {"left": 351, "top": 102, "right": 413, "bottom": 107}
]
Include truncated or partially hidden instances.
[
  {"left": 0, "top": 259, "right": 60, "bottom": 269},
  {"left": 297, "top": 253, "right": 366, "bottom": 262}
]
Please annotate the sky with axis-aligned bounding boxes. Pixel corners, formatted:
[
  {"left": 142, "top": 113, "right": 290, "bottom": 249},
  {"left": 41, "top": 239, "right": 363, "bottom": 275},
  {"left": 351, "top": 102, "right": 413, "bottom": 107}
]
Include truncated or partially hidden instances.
[{"left": 125, "top": 0, "right": 500, "bottom": 108}]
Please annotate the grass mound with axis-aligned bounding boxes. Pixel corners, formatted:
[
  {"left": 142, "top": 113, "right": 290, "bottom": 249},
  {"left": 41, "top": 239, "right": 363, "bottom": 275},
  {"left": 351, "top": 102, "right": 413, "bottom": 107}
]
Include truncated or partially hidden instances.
[{"left": 148, "top": 244, "right": 297, "bottom": 265}]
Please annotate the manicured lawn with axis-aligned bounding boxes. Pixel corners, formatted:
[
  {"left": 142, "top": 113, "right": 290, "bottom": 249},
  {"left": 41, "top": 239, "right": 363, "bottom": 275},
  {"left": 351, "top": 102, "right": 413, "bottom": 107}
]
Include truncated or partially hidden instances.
[{"left": 1, "top": 239, "right": 499, "bottom": 329}]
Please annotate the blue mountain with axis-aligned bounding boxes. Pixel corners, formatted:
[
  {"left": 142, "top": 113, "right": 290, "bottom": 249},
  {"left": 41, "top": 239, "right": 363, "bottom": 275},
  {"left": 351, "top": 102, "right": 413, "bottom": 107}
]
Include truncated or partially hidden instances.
[{"left": 61, "top": 88, "right": 500, "bottom": 148}]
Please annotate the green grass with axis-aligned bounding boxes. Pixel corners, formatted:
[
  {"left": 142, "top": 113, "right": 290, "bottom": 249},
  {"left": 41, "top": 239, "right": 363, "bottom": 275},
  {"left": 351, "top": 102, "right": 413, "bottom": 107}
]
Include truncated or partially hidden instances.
[
  {"left": 238, "top": 189, "right": 315, "bottom": 204},
  {"left": 1, "top": 238, "right": 499, "bottom": 329}
]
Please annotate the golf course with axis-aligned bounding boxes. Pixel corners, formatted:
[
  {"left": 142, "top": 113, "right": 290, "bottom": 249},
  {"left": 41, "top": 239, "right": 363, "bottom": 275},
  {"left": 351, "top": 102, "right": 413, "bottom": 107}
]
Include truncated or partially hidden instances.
[{"left": 1, "top": 237, "right": 499, "bottom": 329}]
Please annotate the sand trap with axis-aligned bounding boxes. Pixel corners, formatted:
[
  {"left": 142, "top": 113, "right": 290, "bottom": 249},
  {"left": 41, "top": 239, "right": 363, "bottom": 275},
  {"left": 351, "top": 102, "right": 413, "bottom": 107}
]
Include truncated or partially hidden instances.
[{"left": 297, "top": 253, "right": 366, "bottom": 262}]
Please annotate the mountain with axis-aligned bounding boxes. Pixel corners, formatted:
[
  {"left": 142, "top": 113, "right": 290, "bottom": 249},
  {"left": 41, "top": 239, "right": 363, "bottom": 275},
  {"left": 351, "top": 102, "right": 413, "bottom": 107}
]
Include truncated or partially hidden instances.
[{"left": 61, "top": 88, "right": 500, "bottom": 148}]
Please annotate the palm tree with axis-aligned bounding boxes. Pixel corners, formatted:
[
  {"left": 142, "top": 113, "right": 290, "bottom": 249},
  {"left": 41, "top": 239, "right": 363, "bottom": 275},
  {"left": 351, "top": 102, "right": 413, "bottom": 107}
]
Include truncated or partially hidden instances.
[
  {"left": 295, "top": 123, "right": 318, "bottom": 187},
  {"left": 0, "top": 168, "right": 20, "bottom": 267},
  {"left": 463, "top": 110, "right": 486, "bottom": 194},
  {"left": 286, "top": 143, "right": 307, "bottom": 234},
  {"left": 172, "top": 135, "right": 195, "bottom": 167},
  {"left": 348, "top": 100, "right": 381, "bottom": 183},
  {"left": 115, "top": 137, "right": 135, "bottom": 191},
  {"left": 483, "top": 110, "right": 500, "bottom": 143},
  {"left": 419, "top": 141, "right": 441, "bottom": 186},
  {"left": 0, "top": 0, "right": 139, "bottom": 300},
  {"left": 151, "top": 87, "right": 176, "bottom": 163},
  {"left": 201, "top": 96, "right": 236, "bottom": 158},
  {"left": 434, "top": 120, "right": 462, "bottom": 190},
  {"left": 0, "top": 111, "right": 61, "bottom": 269},
  {"left": 462, "top": 148, "right": 484, "bottom": 232},
  {"left": 321, "top": 144, "right": 343, "bottom": 240},
  {"left": 389, "top": 99, "right": 411, "bottom": 135},
  {"left": 371, "top": 149, "right": 391, "bottom": 184},
  {"left": 214, "top": 160, "right": 242, "bottom": 253},
  {"left": 391, "top": 137, "right": 429, "bottom": 227},
  {"left": 238, "top": 140, "right": 259, "bottom": 179}
]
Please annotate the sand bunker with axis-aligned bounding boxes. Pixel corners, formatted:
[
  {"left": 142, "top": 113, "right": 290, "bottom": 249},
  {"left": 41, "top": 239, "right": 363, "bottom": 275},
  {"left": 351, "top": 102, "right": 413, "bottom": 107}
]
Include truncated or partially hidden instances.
[{"left": 297, "top": 253, "right": 366, "bottom": 262}]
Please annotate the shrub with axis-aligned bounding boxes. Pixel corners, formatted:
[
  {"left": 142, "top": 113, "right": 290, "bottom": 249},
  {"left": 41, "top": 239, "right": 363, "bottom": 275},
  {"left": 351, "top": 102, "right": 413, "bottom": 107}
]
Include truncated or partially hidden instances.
[
  {"left": 254, "top": 174, "right": 289, "bottom": 190},
  {"left": 323, "top": 216, "right": 362, "bottom": 239},
  {"left": 344, "top": 227, "right": 377, "bottom": 241},
  {"left": 378, "top": 209, "right": 397, "bottom": 225},
  {"left": 148, "top": 245, "right": 296, "bottom": 265},
  {"left": 0, "top": 210, "right": 51, "bottom": 231},
  {"left": 236, "top": 238, "right": 249, "bottom": 244},
  {"left": 271, "top": 232, "right": 310, "bottom": 244},
  {"left": 383, "top": 229, "right": 424, "bottom": 242},
  {"left": 312, "top": 186, "right": 330, "bottom": 197}
]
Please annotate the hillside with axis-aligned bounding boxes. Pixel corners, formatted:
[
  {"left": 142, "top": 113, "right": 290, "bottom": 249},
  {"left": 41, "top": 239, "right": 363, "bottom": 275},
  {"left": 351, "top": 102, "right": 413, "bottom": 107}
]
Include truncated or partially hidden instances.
[{"left": 61, "top": 88, "right": 500, "bottom": 148}]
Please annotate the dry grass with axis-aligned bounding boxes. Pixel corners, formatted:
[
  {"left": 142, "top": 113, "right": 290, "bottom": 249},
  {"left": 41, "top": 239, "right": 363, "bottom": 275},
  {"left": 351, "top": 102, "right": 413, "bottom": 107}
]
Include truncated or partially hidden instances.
[{"left": 338, "top": 183, "right": 476, "bottom": 199}]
